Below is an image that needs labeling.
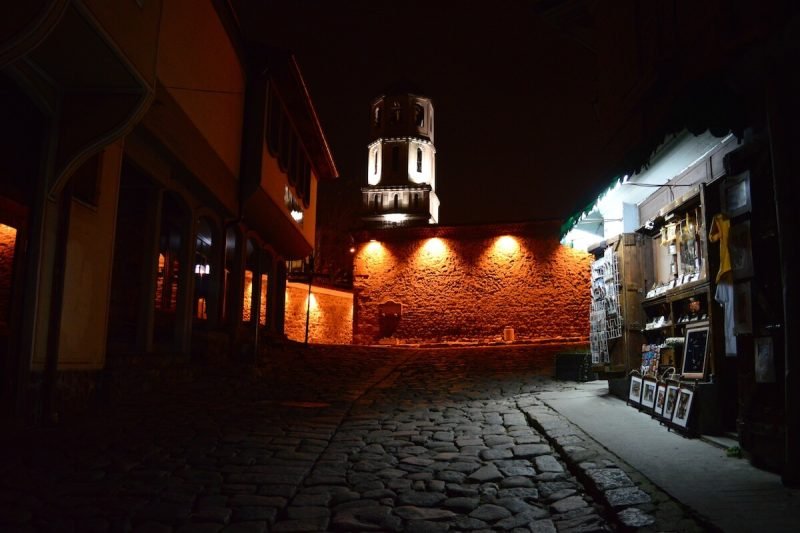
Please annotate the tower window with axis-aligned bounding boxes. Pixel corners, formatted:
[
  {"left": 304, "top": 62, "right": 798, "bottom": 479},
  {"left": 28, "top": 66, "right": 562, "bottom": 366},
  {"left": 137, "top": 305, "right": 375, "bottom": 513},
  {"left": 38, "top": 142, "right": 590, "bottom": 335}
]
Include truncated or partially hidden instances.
[
  {"left": 374, "top": 149, "right": 378, "bottom": 174},
  {"left": 393, "top": 194, "right": 399, "bottom": 209},
  {"left": 414, "top": 104, "right": 424, "bottom": 127},
  {"left": 374, "top": 105, "right": 381, "bottom": 127},
  {"left": 390, "top": 102, "right": 401, "bottom": 124},
  {"left": 416, "top": 147, "right": 423, "bottom": 173},
  {"left": 392, "top": 146, "right": 400, "bottom": 171}
]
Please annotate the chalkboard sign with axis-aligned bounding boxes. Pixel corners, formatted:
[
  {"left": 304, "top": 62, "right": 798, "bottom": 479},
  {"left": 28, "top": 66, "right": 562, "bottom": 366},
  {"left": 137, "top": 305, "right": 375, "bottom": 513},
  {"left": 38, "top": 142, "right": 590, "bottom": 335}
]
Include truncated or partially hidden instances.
[{"left": 681, "top": 322, "right": 709, "bottom": 379}]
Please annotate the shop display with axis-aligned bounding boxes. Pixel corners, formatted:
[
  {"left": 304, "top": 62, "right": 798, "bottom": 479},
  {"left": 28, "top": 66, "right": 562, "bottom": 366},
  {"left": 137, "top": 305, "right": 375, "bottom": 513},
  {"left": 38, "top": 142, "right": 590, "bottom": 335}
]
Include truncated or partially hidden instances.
[
  {"left": 654, "top": 383, "right": 668, "bottom": 416},
  {"left": 681, "top": 322, "right": 710, "bottom": 379},
  {"left": 663, "top": 384, "right": 680, "bottom": 420},
  {"left": 640, "top": 344, "right": 660, "bottom": 375},
  {"left": 628, "top": 375, "right": 643, "bottom": 405},
  {"left": 590, "top": 247, "right": 621, "bottom": 364},
  {"left": 641, "top": 379, "right": 658, "bottom": 410},
  {"left": 672, "top": 387, "right": 695, "bottom": 428}
]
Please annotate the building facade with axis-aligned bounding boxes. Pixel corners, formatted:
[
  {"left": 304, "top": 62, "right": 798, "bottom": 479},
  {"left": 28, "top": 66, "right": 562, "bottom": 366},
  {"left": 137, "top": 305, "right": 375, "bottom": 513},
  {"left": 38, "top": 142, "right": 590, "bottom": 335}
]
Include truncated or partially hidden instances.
[
  {"left": 0, "top": 0, "right": 337, "bottom": 424},
  {"left": 361, "top": 89, "right": 439, "bottom": 227}
]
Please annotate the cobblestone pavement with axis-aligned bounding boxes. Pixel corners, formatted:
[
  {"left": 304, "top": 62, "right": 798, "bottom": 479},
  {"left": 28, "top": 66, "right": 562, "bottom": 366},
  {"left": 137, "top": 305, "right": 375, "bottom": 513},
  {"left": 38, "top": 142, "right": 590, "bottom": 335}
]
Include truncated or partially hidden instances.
[{"left": 0, "top": 345, "right": 703, "bottom": 532}]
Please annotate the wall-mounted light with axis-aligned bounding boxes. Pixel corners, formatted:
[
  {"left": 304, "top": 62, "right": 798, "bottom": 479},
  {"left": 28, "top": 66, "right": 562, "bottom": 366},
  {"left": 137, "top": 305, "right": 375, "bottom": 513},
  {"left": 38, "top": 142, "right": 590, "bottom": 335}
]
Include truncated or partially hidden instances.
[
  {"left": 195, "top": 264, "right": 210, "bottom": 275},
  {"left": 495, "top": 235, "right": 519, "bottom": 254},
  {"left": 290, "top": 209, "right": 304, "bottom": 222},
  {"left": 383, "top": 213, "right": 407, "bottom": 224}
]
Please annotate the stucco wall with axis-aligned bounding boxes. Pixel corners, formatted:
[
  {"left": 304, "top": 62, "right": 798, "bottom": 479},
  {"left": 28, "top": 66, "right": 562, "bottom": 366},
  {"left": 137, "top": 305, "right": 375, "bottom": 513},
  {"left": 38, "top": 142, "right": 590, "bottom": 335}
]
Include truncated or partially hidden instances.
[
  {"left": 285, "top": 282, "right": 353, "bottom": 344},
  {"left": 352, "top": 222, "right": 592, "bottom": 345}
]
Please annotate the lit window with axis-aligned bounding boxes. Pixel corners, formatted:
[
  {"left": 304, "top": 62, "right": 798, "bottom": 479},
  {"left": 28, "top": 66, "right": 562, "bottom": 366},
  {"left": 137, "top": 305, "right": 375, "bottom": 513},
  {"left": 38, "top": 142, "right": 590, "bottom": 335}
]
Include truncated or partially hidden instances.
[{"left": 374, "top": 105, "right": 381, "bottom": 126}]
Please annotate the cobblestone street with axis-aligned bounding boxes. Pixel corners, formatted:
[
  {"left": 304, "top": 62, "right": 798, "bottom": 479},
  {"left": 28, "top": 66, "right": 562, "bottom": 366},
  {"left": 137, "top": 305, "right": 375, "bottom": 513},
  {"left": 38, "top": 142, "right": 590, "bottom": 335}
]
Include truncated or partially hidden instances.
[{"left": 0, "top": 345, "right": 700, "bottom": 532}]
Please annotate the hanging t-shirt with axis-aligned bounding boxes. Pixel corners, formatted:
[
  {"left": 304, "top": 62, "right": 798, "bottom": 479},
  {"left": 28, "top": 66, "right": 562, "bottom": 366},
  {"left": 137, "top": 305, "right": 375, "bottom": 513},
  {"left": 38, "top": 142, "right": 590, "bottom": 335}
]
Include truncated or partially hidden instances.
[
  {"left": 709, "top": 213, "right": 731, "bottom": 283},
  {"left": 715, "top": 280, "right": 736, "bottom": 356}
]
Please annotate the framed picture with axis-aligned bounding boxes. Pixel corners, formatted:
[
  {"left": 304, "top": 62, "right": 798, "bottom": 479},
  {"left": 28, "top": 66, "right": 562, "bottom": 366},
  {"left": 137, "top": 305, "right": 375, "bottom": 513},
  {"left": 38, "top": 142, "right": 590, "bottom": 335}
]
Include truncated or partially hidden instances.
[
  {"left": 654, "top": 383, "right": 668, "bottom": 416},
  {"left": 755, "top": 337, "right": 776, "bottom": 383},
  {"left": 722, "top": 171, "right": 751, "bottom": 217},
  {"left": 641, "top": 379, "right": 657, "bottom": 410},
  {"left": 729, "top": 221, "right": 753, "bottom": 280},
  {"left": 734, "top": 282, "right": 753, "bottom": 335},
  {"left": 628, "top": 375, "right": 643, "bottom": 405},
  {"left": 682, "top": 322, "right": 710, "bottom": 379},
  {"left": 664, "top": 383, "right": 680, "bottom": 420},
  {"left": 672, "top": 387, "right": 695, "bottom": 428}
]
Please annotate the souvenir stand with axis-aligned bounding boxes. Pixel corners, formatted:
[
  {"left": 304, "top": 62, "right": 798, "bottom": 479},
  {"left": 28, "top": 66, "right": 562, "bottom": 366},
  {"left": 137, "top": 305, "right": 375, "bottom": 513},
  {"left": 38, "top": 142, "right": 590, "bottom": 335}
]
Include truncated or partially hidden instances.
[
  {"left": 588, "top": 233, "right": 647, "bottom": 384},
  {"left": 634, "top": 180, "right": 727, "bottom": 437},
  {"left": 579, "top": 134, "right": 741, "bottom": 438}
]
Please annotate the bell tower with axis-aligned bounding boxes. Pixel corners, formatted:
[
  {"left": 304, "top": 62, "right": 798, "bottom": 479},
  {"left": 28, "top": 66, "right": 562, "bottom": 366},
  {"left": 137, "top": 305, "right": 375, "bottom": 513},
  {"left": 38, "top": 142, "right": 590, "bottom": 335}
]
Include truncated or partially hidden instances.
[{"left": 361, "top": 88, "right": 439, "bottom": 226}]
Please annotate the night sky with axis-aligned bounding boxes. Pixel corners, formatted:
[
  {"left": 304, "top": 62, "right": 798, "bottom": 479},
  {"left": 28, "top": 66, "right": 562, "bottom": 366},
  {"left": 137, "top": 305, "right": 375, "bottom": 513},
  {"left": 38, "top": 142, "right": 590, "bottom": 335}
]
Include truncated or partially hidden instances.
[{"left": 234, "top": 1, "right": 658, "bottom": 225}]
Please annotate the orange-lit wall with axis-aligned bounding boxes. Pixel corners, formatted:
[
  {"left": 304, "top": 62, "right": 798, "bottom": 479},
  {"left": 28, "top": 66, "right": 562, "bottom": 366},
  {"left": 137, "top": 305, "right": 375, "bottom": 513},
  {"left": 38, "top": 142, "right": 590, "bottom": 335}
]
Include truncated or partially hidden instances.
[
  {"left": 353, "top": 222, "right": 592, "bottom": 344},
  {"left": 0, "top": 223, "right": 17, "bottom": 323},
  {"left": 284, "top": 282, "right": 353, "bottom": 344}
]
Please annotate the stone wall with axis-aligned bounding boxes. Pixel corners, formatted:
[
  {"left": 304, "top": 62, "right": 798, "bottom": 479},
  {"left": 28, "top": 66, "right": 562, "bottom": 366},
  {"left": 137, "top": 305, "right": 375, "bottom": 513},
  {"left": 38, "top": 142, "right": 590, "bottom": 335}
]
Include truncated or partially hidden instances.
[
  {"left": 352, "top": 222, "right": 592, "bottom": 345},
  {"left": 285, "top": 282, "right": 353, "bottom": 344}
]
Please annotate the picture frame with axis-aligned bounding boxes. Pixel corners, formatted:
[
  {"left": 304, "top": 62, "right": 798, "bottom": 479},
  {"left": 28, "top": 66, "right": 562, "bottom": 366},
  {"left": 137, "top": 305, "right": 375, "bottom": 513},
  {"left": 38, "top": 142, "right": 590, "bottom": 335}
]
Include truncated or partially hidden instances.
[
  {"left": 641, "top": 379, "right": 658, "bottom": 410},
  {"left": 681, "top": 321, "right": 710, "bottom": 379},
  {"left": 722, "top": 171, "right": 751, "bottom": 218},
  {"left": 664, "top": 383, "right": 680, "bottom": 420},
  {"left": 734, "top": 282, "right": 753, "bottom": 335},
  {"left": 654, "top": 382, "right": 668, "bottom": 416},
  {"left": 729, "top": 220, "right": 753, "bottom": 280},
  {"left": 628, "top": 375, "right": 643, "bottom": 405},
  {"left": 672, "top": 387, "right": 695, "bottom": 428}
]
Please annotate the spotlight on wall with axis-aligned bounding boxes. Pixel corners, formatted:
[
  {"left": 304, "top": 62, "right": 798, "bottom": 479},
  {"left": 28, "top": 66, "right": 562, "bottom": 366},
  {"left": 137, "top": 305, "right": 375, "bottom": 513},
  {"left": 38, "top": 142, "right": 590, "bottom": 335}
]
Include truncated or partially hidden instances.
[
  {"left": 194, "top": 264, "right": 210, "bottom": 275},
  {"left": 495, "top": 235, "right": 519, "bottom": 254}
]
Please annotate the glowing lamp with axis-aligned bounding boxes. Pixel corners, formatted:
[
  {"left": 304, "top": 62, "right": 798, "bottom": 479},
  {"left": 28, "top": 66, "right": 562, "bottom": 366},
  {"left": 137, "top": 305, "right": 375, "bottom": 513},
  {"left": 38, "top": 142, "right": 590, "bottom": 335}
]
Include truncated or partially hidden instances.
[
  {"left": 383, "top": 213, "right": 408, "bottom": 223},
  {"left": 495, "top": 235, "right": 519, "bottom": 254},
  {"left": 290, "top": 210, "right": 304, "bottom": 222}
]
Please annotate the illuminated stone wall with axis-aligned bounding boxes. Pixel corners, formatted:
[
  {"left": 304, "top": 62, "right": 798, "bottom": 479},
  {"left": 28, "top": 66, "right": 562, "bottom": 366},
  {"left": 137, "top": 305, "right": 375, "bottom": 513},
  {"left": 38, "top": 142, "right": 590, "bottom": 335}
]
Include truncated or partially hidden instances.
[
  {"left": 0, "top": 223, "right": 17, "bottom": 324},
  {"left": 352, "top": 221, "right": 592, "bottom": 345},
  {"left": 284, "top": 282, "right": 353, "bottom": 344}
]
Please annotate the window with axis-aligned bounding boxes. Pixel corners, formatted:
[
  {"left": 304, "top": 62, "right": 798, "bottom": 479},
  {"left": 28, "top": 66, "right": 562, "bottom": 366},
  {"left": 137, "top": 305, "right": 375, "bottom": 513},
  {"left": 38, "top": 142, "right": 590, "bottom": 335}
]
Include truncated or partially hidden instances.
[
  {"left": 416, "top": 147, "right": 423, "bottom": 173},
  {"left": 390, "top": 101, "right": 401, "bottom": 124},
  {"left": 374, "top": 105, "right": 382, "bottom": 126},
  {"left": 393, "top": 194, "right": 399, "bottom": 209},
  {"left": 392, "top": 146, "right": 400, "bottom": 171},
  {"left": 414, "top": 104, "right": 424, "bottom": 127},
  {"left": 374, "top": 149, "right": 378, "bottom": 175}
]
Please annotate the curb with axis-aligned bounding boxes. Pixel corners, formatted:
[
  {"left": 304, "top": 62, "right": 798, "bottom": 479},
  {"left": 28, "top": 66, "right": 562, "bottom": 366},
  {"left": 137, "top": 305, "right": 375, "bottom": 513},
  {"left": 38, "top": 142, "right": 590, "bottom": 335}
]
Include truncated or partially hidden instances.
[{"left": 517, "top": 395, "right": 720, "bottom": 532}]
